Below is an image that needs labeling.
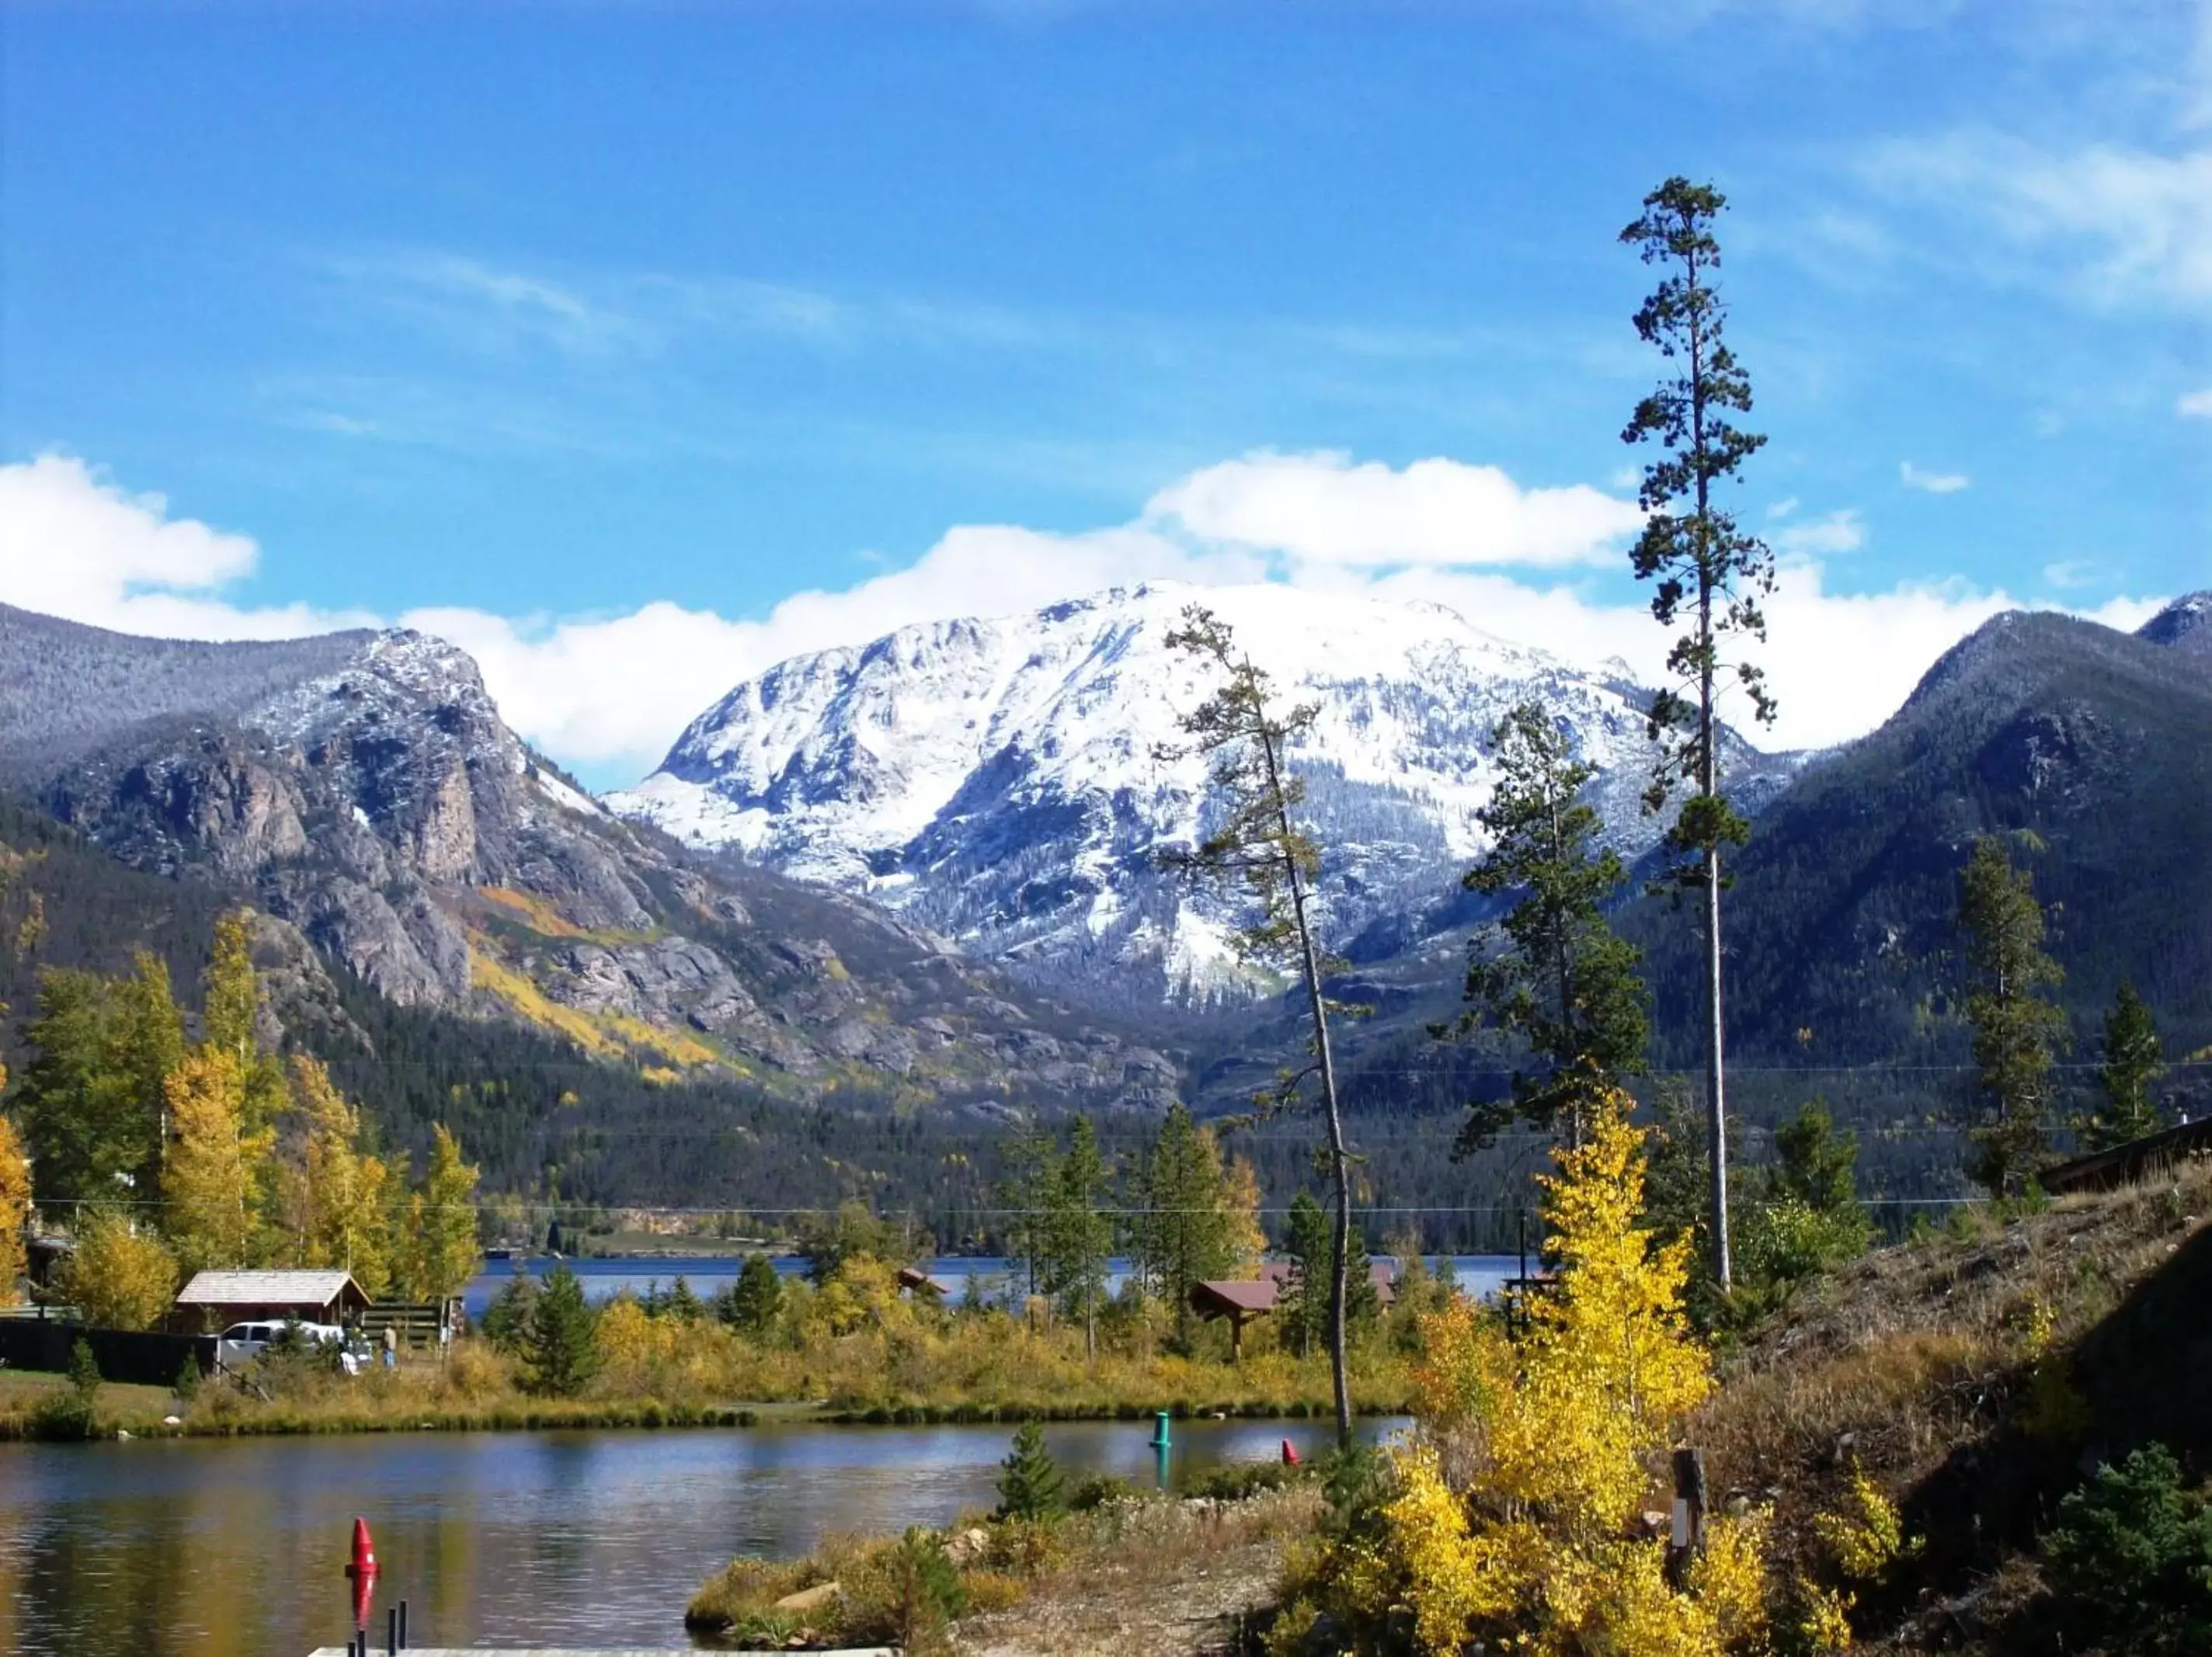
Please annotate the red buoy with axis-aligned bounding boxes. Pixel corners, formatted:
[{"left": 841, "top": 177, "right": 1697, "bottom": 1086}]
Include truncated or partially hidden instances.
[
  {"left": 346, "top": 1516, "right": 378, "bottom": 1579},
  {"left": 346, "top": 1516, "right": 380, "bottom": 1631},
  {"left": 1281, "top": 1439, "right": 1299, "bottom": 1466}
]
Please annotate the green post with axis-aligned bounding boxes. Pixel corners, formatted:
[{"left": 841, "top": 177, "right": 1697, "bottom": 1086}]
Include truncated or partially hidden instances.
[{"left": 1149, "top": 1409, "right": 1171, "bottom": 1449}]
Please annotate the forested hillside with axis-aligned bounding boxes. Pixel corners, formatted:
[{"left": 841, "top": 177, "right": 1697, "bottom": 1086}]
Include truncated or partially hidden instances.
[{"left": 1625, "top": 600, "right": 2212, "bottom": 1071}]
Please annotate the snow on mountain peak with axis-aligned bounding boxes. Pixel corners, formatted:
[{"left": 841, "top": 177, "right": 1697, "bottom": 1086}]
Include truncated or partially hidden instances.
[{"left": 609, "top": 582, "right": 1742, "bottom": 999}]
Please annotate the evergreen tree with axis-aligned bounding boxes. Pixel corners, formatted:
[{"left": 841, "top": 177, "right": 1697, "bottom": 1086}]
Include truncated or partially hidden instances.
[
  {"left": 1044, "top": 1115, "right": 1112, "bottom": 1356},
  {"left": 481, "top": 1273, "right": 537, "bottom": 1352},
  {"left": 1136, "top": 1103, "right": 1240, "bottom": 1343},
  {"left": 1445, "top": 700, "right": 1649, "bottom": 1152},
  {"left": 111, "top": 950, "right": 185, "bottom": 1184},
  {"left": 1341, "top": 1222, "right": 1380, "bottom": 1331},
  {"left": 719, "top": 1251, "right": 784, "bottom": 1336},
  {"left": 1160, "top": 603, "right": 1360, "bottom": 1447},
  {"left": 1621, "top": 178, "right": 1779, "bottom": 1291},
  {"left": 995, "top": 1126, "right": 1059, "bottom": 1299},
  {"left": 523, "top": 1262, "right": 601, "bottom": 1396},
  {"left": 994, "top": 1419, "right": 1067, "bottom": 1522},
  {"left": 1280, "top": 1191, "right": 1331, "bottom": 1357},
  {"left": 1771, "top": 1099, "right": 1859, "bottom": 1213},
  {"left": 1958, "top": 836, "right": 2068, "bottom": 1197},
  {"left": 2087, "top": 981, "right": 2165, "bottom": 1150},
  {"left": 16, "top": 971, "right": 145, "bottom": 1205}
]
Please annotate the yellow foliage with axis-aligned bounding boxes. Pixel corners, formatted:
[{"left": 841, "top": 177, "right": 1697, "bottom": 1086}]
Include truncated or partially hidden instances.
[
  {"left": 802, "top": 1256, "right": 914, "bottom": 1339},
  {"left": 469, "top": 941, "right": 718, "bottom": 1069},
  {"left": 1314, "top": 1091, "right": 1761, "bottom": 1656},
  {"left": 272, "top": 1057, "right": 394, "bottom": 1297},
  {"left": 1410, "top": 1096, "right": 1710, "bottom": 1543},
  {"left": 1813, "top": 1465, "right": 1916, "bottom": 1584},
  {"left": 1796, "top": 1586, "right": 1856, "bottom": 1654},
  {"left": 64, "top": 1210, "right": 179, "bottom": 1330},
  {"left": 162, "top": 1048, "right": 272, "bottom": 1274},
  {"left": 0, "top": 1114, "right": 29, "bottom": 1305},
  {"left": 596, "top": 1297, "right": 680, "bottom": 1389},
  {"left": 480, "top": 886, "right": 588, "bottom": 938}
]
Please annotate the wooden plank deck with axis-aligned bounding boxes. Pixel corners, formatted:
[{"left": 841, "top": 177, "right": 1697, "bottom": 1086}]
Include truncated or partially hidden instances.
[{"left": 308, "top": 1648, "right": 896, "bottom": 1655}]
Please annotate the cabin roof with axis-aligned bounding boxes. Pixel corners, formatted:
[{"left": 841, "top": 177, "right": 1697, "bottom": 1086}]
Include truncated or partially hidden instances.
[
  {"left": 176, "top": 1270, "right": 363, "bottom": 1307},
  {"left": 1189, "top": 1263, "right": 1399, "bottom": 1319}
]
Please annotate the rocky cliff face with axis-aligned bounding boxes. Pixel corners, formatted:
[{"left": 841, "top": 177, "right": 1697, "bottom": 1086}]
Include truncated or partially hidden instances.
[
  {"left": 0, "top": 604, "right": 1172, "bottom": 1107},
  {"left": 611, "top": 582, "right": 1796, "bottom": 1003}
]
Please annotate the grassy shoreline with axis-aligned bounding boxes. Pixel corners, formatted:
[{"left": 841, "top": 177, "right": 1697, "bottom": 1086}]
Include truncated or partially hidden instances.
[{"left": 0, "top": 1364, "right": 1406, "bottom": 1442}]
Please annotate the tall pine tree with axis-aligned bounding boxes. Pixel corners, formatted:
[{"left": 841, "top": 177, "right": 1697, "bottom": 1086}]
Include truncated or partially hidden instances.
[
  {"left": 1444, "top": 700, "right": 1649, "bottom": 1153},
  {"left": 1045, "top": 1116, "right": 1112, "bottom": 1357},
  {"left": 1160, "top": 602, "right": 1359, "bottom": 1447},
  {"left": 1620, "top": 179, "right": 1777, "bottom": 1291},
  {"left": 1958, "top": 836, "right": 2068, "bottom": 1197}
]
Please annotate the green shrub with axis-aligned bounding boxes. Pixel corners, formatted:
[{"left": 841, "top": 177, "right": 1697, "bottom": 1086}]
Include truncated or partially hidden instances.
[
  {"left": 2043, "top": 1443, "right": 2212, "bottom": 1655},
  {"left": 1068, "top": 1473, "right": 1142, "bottom": 1511},
  {"left": 32, "top": 1339, "right": 102, "bottom": 1441},
  {"left": 882, "top": 1527, "right": 966, "bottom": 1655},
  {"left": 1184, "top": 1459, "right": 1305, "bottom": 1502},
  {"left": 994, "top": 1420, "right": 1066, "bottom": 1522}
]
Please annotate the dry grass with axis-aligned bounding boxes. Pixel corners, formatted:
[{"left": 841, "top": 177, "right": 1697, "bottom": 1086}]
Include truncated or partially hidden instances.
[
  {"left": 955, "top": 1487, "right": 1323, "bottom": 1657},
  {"left": 1689, "top": 1161, "right": 2212, "bottom": 1652},
  {"left": 688, "top": 1484, "right": 1324, "bottom": 1657}
]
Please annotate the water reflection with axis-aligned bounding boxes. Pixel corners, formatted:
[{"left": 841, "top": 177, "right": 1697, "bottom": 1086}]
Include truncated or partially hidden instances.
[{"left": 0, "top": 1416, "right": 1397, "bottom": 1657}]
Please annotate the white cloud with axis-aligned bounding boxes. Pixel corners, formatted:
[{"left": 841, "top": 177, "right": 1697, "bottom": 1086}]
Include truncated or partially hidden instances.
[
  {"left": 1344, "top": 559, "right": 2160, "bottom": 754},
  {"left": 2042, "top": 559, "right": 2099, "bottom": 589},
  {"left": 1871, "top": 133, "right": 2212, "bottom": 307},
  {"left": 1774, "top": 509, "right": 1866, "bottom": 557},
  {"left": 1767, "top": 497, "right": 1800, "bottom": 519},
  {"left": 1146, "top": 450, "right": 1643, "bottom": 569},
  {"left": 0, "top": 453, "right": 373, "bottom": 641},
  {"left": 0, "top": 450, "right": 2169, "bottom": 783},
  {"left": 1901, "top": 460, "right": 1971, "bottom": 493},
  {"left": 2179, "top": 387, "right": 2212, "bottom": 417}
]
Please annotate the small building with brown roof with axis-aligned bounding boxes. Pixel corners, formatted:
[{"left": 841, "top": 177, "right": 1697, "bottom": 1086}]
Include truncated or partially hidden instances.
[
  {"left": 173, "top": 1270, "right": 370, "bottom": 1332},
  {"left": 1188, "top": 1263, "right": 1398, "bottom": 1359}
]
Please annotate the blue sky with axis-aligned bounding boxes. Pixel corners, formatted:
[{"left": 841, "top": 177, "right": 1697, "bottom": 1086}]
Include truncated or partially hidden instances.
[{"left": 2, "top": 1, "right": 2207, "bottom": 784}]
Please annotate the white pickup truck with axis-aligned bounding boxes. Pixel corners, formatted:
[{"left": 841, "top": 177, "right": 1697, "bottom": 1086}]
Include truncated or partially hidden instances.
[{"left": 215, "top": 1321, "right": 368, "bottom": 1376}]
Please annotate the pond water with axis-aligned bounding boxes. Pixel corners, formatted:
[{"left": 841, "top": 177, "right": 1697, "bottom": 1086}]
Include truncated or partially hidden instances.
[
  {"left": 0, "top": 1414, "right": 1403, "bottom": 1657},
  {"left": 462, "top": 1252, "right": 1522, "bottom": 1318}
]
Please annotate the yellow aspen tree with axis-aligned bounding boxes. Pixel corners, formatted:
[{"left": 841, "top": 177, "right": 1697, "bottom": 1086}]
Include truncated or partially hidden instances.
[
  {"left": 201, "top": 910, "right": 287, "bottom": 1137},
  {"left": 63, "top": 1210, "right": 179, "bottom": 1330},
  {"left": 0, "top": 1114, "right": 30, "bottom": 1305},
  {"left": 412, "top": 1125, "right": 482, "bottom": 1301},
  {"left": 274, "top": 1056, "right": 395, "bottom": 1295},
  {"left": 1349, "top": 1089, "right": 1767, "bottom": 1655},
  {"left": 162, "top": 1049, "right": 271, "bottom": 1275},
  {"left": 1223, "top": 1154, "right": 1268, "bottom": 1273}
]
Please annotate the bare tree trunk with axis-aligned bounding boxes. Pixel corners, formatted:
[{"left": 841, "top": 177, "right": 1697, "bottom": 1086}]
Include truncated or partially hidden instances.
[
  {"left": 1704, "top": 846, "right": 1731, "bottom": 1288},
  {"left": 1687, "top": 234, "right": 1734, "bottom": 1293},
  {"left": 1258, "top": 720, "right": 1354, "bottom": 1450}
]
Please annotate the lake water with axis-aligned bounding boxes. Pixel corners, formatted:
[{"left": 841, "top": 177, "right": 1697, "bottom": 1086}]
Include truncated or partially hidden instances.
[
  {"left": 0, "top": 1415, "right": 1402, "bottom": 1657},
  {"left": 462, "top": 1252, "right": 1522, "bottom": 1318}
]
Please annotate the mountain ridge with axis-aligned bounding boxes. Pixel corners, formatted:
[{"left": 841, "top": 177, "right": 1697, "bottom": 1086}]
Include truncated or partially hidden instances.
[
  {"left": 0, "top": 603, "right": 1177, "bottom": 1110},
  {"left": 610, "top": 580, "right": 1797, "bottom": 1003}
]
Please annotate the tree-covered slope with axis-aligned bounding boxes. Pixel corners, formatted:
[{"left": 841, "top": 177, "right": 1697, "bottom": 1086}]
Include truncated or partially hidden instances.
[{"left": 1629, "top": 599, "right": 2212, "bottom": 1068}]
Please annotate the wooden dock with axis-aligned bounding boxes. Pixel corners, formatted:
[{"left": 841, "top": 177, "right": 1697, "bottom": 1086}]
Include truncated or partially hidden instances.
[{"left": 308, "top": 1648, "right": 896, "bottom": 1655}]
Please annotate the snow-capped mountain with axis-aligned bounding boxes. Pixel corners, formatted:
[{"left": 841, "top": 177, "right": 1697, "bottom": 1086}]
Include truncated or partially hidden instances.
[
  {"left": 611, "top": 582, "right": 1792, "bottom": 1002},
  {"left": 0, "top": 603, "right": 1174, "bottom": 1103}
]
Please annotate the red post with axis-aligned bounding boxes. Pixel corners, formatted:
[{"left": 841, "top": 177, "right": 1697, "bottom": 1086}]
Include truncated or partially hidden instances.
[{"left": 1280, "top": 1438, "right": 1299, "bottom": 1466}]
